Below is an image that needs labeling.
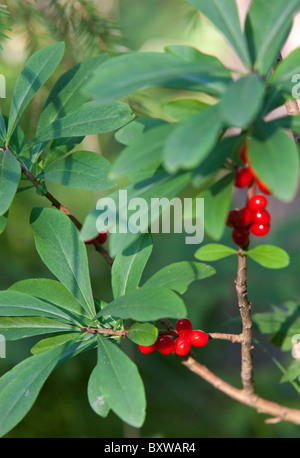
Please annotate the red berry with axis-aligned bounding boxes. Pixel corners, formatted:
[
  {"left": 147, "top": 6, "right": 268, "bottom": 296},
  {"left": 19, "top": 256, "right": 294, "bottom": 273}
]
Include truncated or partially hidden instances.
[
  {"left": 189, "top": 330, "right": 209, "bottom": 348},
  {"left": 226, "top": 210, "right": 239, "bottom": 228},
  {"left": 138, "top": 343, "right": 156, "bottom": 354},
  {"left": 174, "top": 336, "right": 191, "bottom": 356},
  {"left": 257, "top": 179, "right": 272, "bottom": 195},
  {"left": 247, "top": 194, "right": 268, "bottom": 212},
  {"left": 155, "top": 335, "right": 175, "bottom": 355},
  {"left": 235, "top": 167, "right": 255, "bottom": 188},
  {"left": 97, "top": 231, "right": 108, "bottom": 244},
  {"left": 176, "top": 318, "right": 193, "bottom": 336},
  {"left": 232, "top": 227, "right": 249, "bottom": 247},
  {"left": 250, "top": 223, "right": 270, "bottom": 237},
  {"left": 234, "top": 207, "right": 253, "bottom": 227},
  {"left": 85, "top": 231, "right": 108, "bottom": 245},
  {"left": 240, "top": 143, "right": 249, "bottom": 164},
  {"left": 252, "top": 209, "right": 271, "bottom": 225}
]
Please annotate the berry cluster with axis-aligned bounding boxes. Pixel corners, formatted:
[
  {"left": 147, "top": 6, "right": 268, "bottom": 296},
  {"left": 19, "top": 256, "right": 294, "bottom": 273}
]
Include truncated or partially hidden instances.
[
  {"left": 227, "top": 143, "right": 272, "bottom": 248},
  {"left": 85, "top": 231, "right": 108, "bottom": 245},
  {"left": 138, "top": 318, "right": 209, "bottom": 356}
]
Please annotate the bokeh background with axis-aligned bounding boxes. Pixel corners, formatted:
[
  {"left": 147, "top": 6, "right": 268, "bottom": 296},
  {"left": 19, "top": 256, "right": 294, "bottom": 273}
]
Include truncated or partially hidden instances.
[{"left": 0, "top": 0, "right": 299, "bottom": 438}]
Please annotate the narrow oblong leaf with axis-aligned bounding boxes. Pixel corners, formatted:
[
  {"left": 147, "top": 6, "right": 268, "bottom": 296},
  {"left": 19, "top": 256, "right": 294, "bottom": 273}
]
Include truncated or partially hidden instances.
[
  {"left": 96, "top": 287, "right": 186, "bottom": 322},
  {"left": 42, "top": 151, "right": 116, "bottom": 191},
  {"left": 271, "top": 47, "right": 300, "bottom": 94},
  {"left": 7, "top": 42, "right": 65, "bottom": 143},
  {"left": 33, "top": 101, "right": 134, "bottom": 144},
  {"left": 0, "top": 316, "right": 79, "bottom": 341},
  {"left": 163, "top": 105, "right": 222, "bottom": 173},
  {"left": 30, "top": 208, "right": 95, "bottom": 317},
  {"left": 9, "top": 278, "right": 90, "bottom": 323},
  {"left": 195, "top": 244, "right": 237, "bottom": 261},
  {"left": 245, "top": 0, "right": 300, "bottom": 75},
  {"left": 30, "top": 332, "right": 82, "bottom": 355},
  {"left": 127, "top": 322, "right": 159, "bottom": 346},
  {"left": 188, "top": 0, "right": 251, "bottom": 68},
  {"left": 246, "top": 245, "right": 290, "bottom": 269},
  {"left": 144, "top": 261, "right": 216, "bottom": 294},
  {"left": 0, "top": 340, "right": 82, "bottom": 437},
  {"left": 111, "top": 233, "right": 153, "bottom": 299},
  {"left": 248, "top": 124, "right": 299, "bottom": 202},
  {"left": 87, "top": 365, "right": 110, "bottom": 418},
  {"left": 96, "top": 336, "right": 146, "bottom": 427},
  {"left": 220, "top": 74, "right": 265, "bottom": 129},
  {"left": 84, "top": 47, "right": 232, "bottom": 103},
  {"left": 0, "top": 149, "right": 21, "bottom": 216}
]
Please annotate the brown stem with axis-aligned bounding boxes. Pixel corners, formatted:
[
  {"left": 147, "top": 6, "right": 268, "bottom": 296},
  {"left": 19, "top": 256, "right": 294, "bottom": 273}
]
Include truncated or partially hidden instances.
[
  {"left": 181, "top": 356, "right": 300, "bottom": 425},
  {"left": 81, "top": 326, "right": 127, "bottom": 337},
  {"left": 208, "top": 332, "right": 243, "bottom": 343},
  {"left": 235, "top": 249, "right": 255, "bottom": 399}
]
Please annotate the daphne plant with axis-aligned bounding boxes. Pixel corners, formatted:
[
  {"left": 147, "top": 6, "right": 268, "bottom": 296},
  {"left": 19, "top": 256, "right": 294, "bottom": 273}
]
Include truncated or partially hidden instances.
[{"left": 1, "top": 0, "right": 300, "bottom": 437}]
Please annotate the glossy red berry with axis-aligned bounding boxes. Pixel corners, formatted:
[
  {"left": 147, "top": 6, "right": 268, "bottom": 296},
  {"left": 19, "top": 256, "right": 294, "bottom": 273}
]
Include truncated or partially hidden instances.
[
  {"left": 232, "top": 227, "right": 249, "bottom": 247},
  {"left": 174, "top": 336, "right": 191, "bottom": 356},
  {"left": 250, "top": 223, "right": 270, "bottom": 237},
  {"left": 234, "top": 207, "right": 253, "bottom": 227},
  {"left": 138, "top": 343, "right": 156, "bottom": 354},
  {"left": 155, "top": 335, "right": 175, "bottom": 355},
  {"left": 235, "top": 167, "right": 255, "bottom": 188},
  {"left": 240, "top": 143, "right": 249, "bottom": 164},
  {"left": 247, "top": 194, "right": 268, "bottom": 212},
  {"left": 189, "top": 330, "right": 209, "bottom": 348},
  {"left": 176, "top": 318, "right": 193, "bottom": 336},
  {"left": 252, "top": 209, "right": 271, "bottom": 226},
  {"left": 256, "top": 179, "right": 272, "bottom": 195}
]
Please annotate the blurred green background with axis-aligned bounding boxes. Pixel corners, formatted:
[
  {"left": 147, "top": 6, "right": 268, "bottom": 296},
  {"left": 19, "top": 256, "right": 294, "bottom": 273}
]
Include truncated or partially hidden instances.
[{"left": 0, "top": 0, "right": 299, "bottom": 438}]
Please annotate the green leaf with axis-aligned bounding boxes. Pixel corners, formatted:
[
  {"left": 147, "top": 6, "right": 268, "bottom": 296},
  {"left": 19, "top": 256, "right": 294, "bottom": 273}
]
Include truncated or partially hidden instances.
[
  {"left": 163, "top": 98, "right": 210, "bottom": 122},
  {"left": 111, "top": 123, "right": 175, "bottom": 179},
  {"left": 41, "top": 151, "right": 116, "bottom": 191},
  {"left": 245, "top": 0, "right": 300, "bottom": 75},
  {"left": 248, "top": 124, "right": 299, "bottom": 202},
  {"left": 0, "top": 290, "right": 80, "bottom": 324},
  {"left": 30, "top": 332, "right": 82, "bottom": 355},
  {"left": 96, "top": 286, "right": 186, "bottom": 322},
  {"left": 30, "top": 207, "right": 95, "bottom": 317},
  {"left": 200, "top": 172, "right": 234, "bottom": 240},
  {"left": 246, "top": 245, "right": 290, "bottom": 269},
  {"left": 96, "top": 336, "right": 146, "bottom": 427},
  {"left": 220, "top": 74, "right": 265, "bottom": 129},
  {"left": 0, "top": 107, "right": 6, "bottom": 141},
  {"left": 163, "top": 105, "right": 223, "bottom": 173},
  {"left": 0, "top": 342, "right": 76, "bottom": 437},
  {"left": 87, "top": 365, "right": 110, "bottom": 418},
  {"left": 37, "top": 54, "right": 108, "bottom": 134},
  {"left": 127, "top": 322, "right": 159, "bottom": 346},
  {"left": 195, "top": 244, "right": 237, "bottom": 261},
  {"left": 115, "top": 118, "right": 166, "bottom": 146},
  {"left": 281, "top": 360, "right": 300, "bottom": 383},
  {"left": 6, "top": 42, "right": 65, "bottom": 144},
  {"left": 188, "top": 0, "right": 251, "bottom": 68},
  {"left": 0, "top": 316, "right": 78, "bottom": 341},
  {"left": 111, "top": 233, "right": 153, "bottom": 299},
  {"left": 33, "top": 101, "right": 134, "bottom": 144},
  {"left": 0, "top": 149, "right": 21, "bottom": 215},
  {"left": 8, "top": 278, "right": 90, "bottom": 324},
  {"left": 271, "top": 47, "right": 300, "bottom": 94},
  {"left": 84, "top": 47, "right": 232, "bottom": 103},
  {"left": 144, "top": 261, "right": 216, "bottom": 294}
]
